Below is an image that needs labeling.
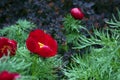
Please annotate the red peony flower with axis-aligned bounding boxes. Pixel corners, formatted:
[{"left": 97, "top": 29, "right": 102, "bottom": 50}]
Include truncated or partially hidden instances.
[
  {"left": 0, "top": 37, "right": 17, "bottom": 58},
  {"left": 26, "top": 29, "right": 58, "bottom": 58},
  {"left": 70, "top": 8, "right": 84, "bottom": 20},
  {"left": 0, "top": 71, "right": 20, "bottom": 80}
]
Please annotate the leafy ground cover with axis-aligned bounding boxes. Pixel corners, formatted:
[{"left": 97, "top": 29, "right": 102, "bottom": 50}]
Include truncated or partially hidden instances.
[{"left": 0, "top": 0, "right": 120, "bottom": 80}]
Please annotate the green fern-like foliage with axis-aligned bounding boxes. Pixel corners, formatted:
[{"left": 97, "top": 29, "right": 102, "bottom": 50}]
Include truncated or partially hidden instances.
[
  {"left": 63, "top": 10, "right": 120, "bottom": 80},
  {"left": 106, "top": 8, "right": 120, "bottom": 28},
  {"left": 64, "top": 46, "right": 120, "bottom": 80},
  {"left": 17, "top": 47, "right": 62, "bottom": 80},
  {"left": 106, "top": 8, "right": 120, "bottom": 36},
  {"left": 0, "top": 19, "right": 35, "bottom": 46},
  {"left": 64, "top": 14, "right": 82, "bottom": 33},
  {"left": 73, "top": 28, "right": 118, "bottom": 49},
  {"left": 29, "top": 55, "right": 62, "bottom": 80},
  {"left": 63, "top": 14, "right": 85, "bottom": 46},
  {"left": 0, "top": 49, "right": 34, "bottom": 80}
]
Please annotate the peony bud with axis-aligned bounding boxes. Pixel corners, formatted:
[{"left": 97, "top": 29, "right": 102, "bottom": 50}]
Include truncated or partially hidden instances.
[{"left": 70, "top": 8, "right": 84, "bottom": 20}]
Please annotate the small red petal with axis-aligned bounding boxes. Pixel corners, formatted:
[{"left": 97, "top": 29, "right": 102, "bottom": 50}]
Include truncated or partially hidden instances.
[
  {"left": 26, "top": 37, "right": 38, "bottom": 53},
  {"left": 28, "top": 29, "right": 45, "bottom": 43},
  {"left": 36, "top": 46, "right": 56, "bottom": 58}
]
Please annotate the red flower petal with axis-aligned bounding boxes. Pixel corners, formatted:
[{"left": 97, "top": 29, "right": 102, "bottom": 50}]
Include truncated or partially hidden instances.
[
  {"left": 0, "top": 71, "right": 20, "bottom": 80},
  {"left": 26, "top": 29, "right": 58, "bottom": 58},
  {"left": 0, "top": 37, "right": 17, "bottom": 58},
  {"left": 8, "top": 40, "right": 17, "bottom": 55},
  {"left": 36, "top": 46, "right": 56, "bottom": 57},
  {"left": 43, "top": 34, "right": 58, "bottom": 54},
  {"left": 0, "top": 37, "right": 9, "bottom": 48},
  {"left": 28, "top": 29, "right": 46, "bottom": 43},
  {"left": 26, "top": 37, "right": 38, "bottom": 53}
]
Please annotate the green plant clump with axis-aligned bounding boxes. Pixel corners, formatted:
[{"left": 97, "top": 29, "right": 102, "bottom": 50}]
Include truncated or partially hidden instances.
[
  {"left": 63, "top": 11, "right": 120, "bottom": 80},
  {"left": 0, "top": 20, "right": 62, "bottom": 80},
  {"left": 63, "top": 14, "right": 85, "bottom": 46}
]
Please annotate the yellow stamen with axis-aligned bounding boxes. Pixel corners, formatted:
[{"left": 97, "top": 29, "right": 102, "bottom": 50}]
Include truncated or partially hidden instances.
[
  {"left": 1, "top": 46, "right": 10, "bottom": 53},
  {"left": 38, "top": 42, "right": 45, "bottom": 48}
]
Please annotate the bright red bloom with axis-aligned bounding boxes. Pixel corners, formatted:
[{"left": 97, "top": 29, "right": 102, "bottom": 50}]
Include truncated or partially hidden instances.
[
  {"left": 70, "top": 8, "right": 84, "bottom": 20},
  {"left": 0, "top": 37, "right": 17, "bottom": 58},
  {"left": 0, "top": 71, "right": 20, "bottom": 80},
  {"left": 26, "top": 29, "right": 58, "bottom": 58}
]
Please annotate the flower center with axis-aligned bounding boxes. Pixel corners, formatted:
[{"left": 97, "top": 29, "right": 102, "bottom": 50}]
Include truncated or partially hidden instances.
[
  {"left": 1, "top": 45, "right": 11, "bottom": 53},
  {"left": 38, "top": 42, "right": 45, "bottom": 48}
]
